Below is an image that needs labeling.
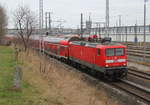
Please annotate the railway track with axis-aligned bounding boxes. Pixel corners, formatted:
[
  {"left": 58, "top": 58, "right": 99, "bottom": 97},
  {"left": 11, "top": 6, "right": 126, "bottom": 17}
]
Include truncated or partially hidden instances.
[
  {"left": 127, "top": 52, "right": 150, "bottom": 58},
  {"left": 63, "top": 60, "right": 150, "bottom": 103},
  {"left": 127, "top": 49, "right": 150, "bottom": 54},
  {"left": 112, "top": 80, "right": 150, "bottom": 103},
  {"left": 126, "top": 48, "right": 150, "bottom": 58},
  {"left": 125, "top": 44, "right": 150, "bottom": 58},
  {"left": 128, "top": 68, "right": 150, "bottom": 80}
]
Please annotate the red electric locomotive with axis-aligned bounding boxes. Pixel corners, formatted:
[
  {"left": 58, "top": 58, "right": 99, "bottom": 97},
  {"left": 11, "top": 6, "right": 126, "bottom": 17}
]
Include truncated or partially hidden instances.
[{"left": 69, "top": 41, "right": 127, "bottom": 79}]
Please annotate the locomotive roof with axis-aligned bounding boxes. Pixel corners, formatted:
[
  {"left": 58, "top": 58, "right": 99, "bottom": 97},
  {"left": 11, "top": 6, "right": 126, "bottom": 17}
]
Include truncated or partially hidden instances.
[{"left": 71, "top": 41, "right": 124, "bottom": 48}]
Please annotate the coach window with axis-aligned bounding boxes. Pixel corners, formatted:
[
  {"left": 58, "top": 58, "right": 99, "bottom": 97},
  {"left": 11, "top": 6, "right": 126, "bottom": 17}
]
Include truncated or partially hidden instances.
[{"left": 97, "top": 49, "right": 100, "bottom": 56}]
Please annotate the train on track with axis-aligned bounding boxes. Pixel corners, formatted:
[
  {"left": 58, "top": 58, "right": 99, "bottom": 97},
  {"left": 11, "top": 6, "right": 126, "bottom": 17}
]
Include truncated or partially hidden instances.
[{"left": 3, "top": 34, "right": 128, "bottom": 80}]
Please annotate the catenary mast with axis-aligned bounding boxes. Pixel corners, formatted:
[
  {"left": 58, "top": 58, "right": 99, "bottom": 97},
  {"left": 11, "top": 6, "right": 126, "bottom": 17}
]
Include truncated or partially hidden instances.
[
  {"left": 39, "top": 0, "right": 44, "bottom": 30},
  {"left": 105, "top": 0, "right": 109, "bottom": 37}
]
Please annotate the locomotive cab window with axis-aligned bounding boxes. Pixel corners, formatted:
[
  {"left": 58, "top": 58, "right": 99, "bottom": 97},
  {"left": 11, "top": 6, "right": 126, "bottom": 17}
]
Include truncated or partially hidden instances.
[
  {"left": 116, "top": 48, "right": 124, "bottom": 56},
  {"left": 106, "top": 48, "right": 115, "bottom": 56},
  {"left": 97, "top": 49, "right": 100, "bottom": 56}
]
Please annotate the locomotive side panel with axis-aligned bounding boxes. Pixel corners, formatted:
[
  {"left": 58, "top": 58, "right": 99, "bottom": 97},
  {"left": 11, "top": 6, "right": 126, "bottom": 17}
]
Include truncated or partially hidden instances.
[
  {"left": 81, "top": 47, "right": 95, "bottom": 65},
  {"left": 69, "top": 43, "right": 106, "bottom": 73}
]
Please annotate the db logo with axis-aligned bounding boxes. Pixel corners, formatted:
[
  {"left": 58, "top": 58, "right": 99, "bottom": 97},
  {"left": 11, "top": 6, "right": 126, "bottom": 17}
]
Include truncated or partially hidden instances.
[{"left": 114, "top": 59, "right": 118, "bottom": 63}]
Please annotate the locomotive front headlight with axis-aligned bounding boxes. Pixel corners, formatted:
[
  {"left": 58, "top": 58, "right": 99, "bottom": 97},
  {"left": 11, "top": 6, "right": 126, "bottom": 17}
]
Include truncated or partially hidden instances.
[
  {"left": 106, "top": 65, "right": 109, "bottom": 67},
  {"left": 123, "top": 63, "right": 127, "bottom": 66}
]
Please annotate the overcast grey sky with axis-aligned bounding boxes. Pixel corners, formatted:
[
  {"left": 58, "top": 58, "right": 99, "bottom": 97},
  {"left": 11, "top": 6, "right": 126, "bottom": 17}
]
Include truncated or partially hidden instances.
[{"left": 0, "top": 0, "right": 150, "bottom": 28}]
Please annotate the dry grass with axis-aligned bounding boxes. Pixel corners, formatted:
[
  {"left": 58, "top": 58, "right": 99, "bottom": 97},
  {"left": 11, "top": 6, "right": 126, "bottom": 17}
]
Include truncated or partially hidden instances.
[{"left": 18, "top": 49, "right": 120, "bottom": 105}]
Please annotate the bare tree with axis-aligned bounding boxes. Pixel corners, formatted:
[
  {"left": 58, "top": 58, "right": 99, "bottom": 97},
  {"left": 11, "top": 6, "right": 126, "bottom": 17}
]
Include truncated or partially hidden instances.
[
  {"left": 14, "top": 6, "right": 37, "bottom": 51},
  {"left": 0, "top": 4, "right": 7, "bottom": 42}
]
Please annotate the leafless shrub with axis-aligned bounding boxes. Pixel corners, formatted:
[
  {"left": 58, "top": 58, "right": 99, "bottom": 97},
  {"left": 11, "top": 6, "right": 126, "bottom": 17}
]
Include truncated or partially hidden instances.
[
  {"left": 0, "top": 4, "right": 7, "bottom": 43},
  {"left": 13, "top": 6, "right": 37, "bottom": 51}
]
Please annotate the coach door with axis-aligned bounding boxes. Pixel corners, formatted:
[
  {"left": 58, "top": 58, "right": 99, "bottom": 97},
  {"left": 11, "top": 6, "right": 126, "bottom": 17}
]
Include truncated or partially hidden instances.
[{"left": 58, "top": 45, "right": 60, "bottom": 56}]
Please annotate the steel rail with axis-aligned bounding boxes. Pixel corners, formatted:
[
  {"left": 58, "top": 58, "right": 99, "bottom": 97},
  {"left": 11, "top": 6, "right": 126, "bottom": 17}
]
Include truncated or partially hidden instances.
[
  {"left": 128, "top": 70, "right": 150, "bottom": 80},
  {"left": 112, "top": 80, "right": 150, "bottom": 103},
  {"left": 129, "top": 68, "right": 150, "bottom": 75}
]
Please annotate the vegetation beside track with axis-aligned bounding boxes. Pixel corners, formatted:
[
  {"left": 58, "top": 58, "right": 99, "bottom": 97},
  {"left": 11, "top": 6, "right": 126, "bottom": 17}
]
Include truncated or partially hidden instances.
[
  {"left": 18, "top": 48, "right": 122, "bottom": 105},
  {"left": 0, "top": 46, "right": 41, "bottom": 105}
]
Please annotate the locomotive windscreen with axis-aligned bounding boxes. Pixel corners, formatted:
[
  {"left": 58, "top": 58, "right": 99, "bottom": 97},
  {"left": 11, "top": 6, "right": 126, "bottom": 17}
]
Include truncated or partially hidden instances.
[
  {"left": 116, "top": 48, "right": 124, "bottom": 56},
  {"left": 106, "top": 48, "right": 124, "bottom": 56},
  {"left": 106, "top": 48, "right": 115, "bottom": 56}
]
